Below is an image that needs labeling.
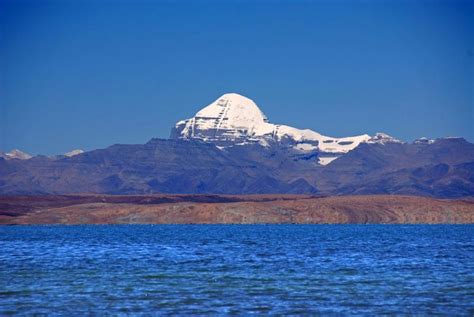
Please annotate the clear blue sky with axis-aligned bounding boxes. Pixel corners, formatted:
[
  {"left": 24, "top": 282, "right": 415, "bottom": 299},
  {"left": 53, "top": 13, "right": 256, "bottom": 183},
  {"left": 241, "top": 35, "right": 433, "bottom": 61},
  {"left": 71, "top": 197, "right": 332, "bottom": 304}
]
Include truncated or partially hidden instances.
[{"left": 1, "top": 0, "right": 472, "bottom": 155}]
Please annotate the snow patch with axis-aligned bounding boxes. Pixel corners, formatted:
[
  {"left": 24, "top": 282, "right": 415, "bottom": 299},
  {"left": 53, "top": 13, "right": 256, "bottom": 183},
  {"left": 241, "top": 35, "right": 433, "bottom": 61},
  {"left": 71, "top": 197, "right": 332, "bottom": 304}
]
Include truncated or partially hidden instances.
[
  {"left": 318, "top": 156, "right": 339, "bottom": 165},
  {"left": 64, "top": 149, "right": 84, "bottom": 157},
  {"left": 1, "top": 149, "right": 32, "bottom": 160},
  {"left": 366, "top": 133, "right": 403, "bottom": 145},
  {"left": 414, "top": 137, "right": 435, "bottom": 145}
]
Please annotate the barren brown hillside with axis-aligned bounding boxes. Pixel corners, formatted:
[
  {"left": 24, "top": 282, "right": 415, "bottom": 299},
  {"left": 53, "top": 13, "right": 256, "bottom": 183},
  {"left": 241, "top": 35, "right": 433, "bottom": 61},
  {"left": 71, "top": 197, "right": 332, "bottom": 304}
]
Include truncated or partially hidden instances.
[{"left": 1, "top": 195, "right": 473, "bottom": 224}]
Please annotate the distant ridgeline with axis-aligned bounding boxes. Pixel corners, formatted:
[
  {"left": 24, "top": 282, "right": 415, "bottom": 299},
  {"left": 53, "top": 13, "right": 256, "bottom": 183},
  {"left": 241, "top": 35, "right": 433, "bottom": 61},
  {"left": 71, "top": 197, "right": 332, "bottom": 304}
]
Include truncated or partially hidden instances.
[{"left": 1, "top": 93, "right": 473, "bottom": 197}]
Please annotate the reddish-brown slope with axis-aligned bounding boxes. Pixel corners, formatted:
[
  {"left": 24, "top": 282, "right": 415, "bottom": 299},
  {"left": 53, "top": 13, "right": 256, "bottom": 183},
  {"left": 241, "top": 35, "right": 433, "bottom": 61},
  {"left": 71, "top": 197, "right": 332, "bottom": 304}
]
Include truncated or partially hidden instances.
[{"left": 1, "top": 195, "right": 473, "bottom": 224}]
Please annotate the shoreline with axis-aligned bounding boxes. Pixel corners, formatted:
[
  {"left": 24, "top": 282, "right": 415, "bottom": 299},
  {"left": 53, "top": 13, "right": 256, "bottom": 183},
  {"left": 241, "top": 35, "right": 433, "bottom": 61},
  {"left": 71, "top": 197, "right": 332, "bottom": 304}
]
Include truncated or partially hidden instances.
[{"left": 1, "top": 194, "right": 473, "bottom": 225}]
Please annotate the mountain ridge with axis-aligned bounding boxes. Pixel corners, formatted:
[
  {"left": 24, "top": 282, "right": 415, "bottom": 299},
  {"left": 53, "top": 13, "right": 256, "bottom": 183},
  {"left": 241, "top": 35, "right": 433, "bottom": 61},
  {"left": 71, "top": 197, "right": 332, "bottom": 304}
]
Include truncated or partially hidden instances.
[{"left": 1, "top": 93, "right": 473, "bottom": 198}]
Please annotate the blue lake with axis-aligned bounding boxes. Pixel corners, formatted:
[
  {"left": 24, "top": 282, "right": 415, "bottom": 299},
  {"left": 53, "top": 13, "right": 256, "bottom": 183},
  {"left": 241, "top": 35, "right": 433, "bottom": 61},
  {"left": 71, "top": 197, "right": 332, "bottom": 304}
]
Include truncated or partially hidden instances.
[{"left": 1, "top": 225, "right": 473, "bottom": 315}]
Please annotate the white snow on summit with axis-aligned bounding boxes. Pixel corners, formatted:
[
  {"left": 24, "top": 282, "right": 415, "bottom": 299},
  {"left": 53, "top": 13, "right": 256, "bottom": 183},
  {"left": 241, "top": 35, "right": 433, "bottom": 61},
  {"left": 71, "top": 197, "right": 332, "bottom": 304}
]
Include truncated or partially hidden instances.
[
  {"left": 172, "top": 93, "right": 372, "bottom": 155},
  {"left": 0, "top": 149, "right": 32, "bottom": 160},
  {"left": 414, "top": 137, "right": 435, "bottom": 144},
  {"left": 191, "top": 93, "right": 271, "bottom": 135},
  {"left": 64, "top": 149, "right": 84, "bottom": 157},
  {"left": 367, "top": 133, "right": 403, "bottom": 145}
]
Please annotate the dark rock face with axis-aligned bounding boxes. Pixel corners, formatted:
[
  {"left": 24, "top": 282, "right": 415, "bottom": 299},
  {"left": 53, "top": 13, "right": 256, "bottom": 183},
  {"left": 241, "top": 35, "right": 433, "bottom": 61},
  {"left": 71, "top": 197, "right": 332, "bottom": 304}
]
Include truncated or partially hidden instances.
[
  {"left": 316, "top": 139, "right": 474, "bottom": 197},
  {"left": 0, "top": 139, "right": 318, "bottom": 195},
  {"left": 0, "top": 138, "right": 473, "bottom": 197}
]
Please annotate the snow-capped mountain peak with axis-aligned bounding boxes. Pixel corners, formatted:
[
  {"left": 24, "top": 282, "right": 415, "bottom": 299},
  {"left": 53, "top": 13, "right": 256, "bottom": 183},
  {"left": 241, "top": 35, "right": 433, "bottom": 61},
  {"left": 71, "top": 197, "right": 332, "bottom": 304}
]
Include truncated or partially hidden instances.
[
  {"left": 171, "top": 93, "right": 372, "bottom": 157},
  {"left": 367, "top": 133, "right": 403, "bottom": 145},
  {"left": 195, "top": 93, "right": 268, "bottom": 128},
  {"left": 0, "top": 149, "right": 32, "bottom": 160},
  {"left": 173, "top": 93, "right": 273, "bottom": 142}
]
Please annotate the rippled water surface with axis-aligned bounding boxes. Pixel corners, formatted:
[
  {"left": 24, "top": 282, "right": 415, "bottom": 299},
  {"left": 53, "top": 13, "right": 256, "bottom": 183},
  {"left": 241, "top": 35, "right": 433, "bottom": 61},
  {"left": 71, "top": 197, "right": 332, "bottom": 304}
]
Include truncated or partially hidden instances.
[{"left": 1, "top": 225, "right": 473, "bottom": 315}]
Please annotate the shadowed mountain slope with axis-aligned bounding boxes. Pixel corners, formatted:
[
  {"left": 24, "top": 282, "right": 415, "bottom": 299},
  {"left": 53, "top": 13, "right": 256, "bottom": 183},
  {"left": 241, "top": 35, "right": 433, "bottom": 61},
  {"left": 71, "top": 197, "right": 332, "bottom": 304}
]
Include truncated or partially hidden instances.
[{"left": 0, "top": 137, "right": 473, "bottom": 197}]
